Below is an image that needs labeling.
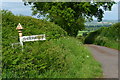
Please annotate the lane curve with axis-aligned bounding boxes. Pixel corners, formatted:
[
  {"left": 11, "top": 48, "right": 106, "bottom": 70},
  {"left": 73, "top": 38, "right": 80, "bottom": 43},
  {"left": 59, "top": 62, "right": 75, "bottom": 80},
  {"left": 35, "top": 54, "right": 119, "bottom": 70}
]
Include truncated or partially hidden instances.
[{"left": 86, "top": 44, "right": 118, "bottom": 78}]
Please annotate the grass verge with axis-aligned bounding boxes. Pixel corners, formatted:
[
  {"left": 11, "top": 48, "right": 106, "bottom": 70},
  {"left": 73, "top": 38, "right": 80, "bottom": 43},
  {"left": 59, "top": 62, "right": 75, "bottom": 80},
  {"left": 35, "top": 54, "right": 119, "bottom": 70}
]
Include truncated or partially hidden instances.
[{"left": 3, "top": 37, "right": 102, "bottom": 78}]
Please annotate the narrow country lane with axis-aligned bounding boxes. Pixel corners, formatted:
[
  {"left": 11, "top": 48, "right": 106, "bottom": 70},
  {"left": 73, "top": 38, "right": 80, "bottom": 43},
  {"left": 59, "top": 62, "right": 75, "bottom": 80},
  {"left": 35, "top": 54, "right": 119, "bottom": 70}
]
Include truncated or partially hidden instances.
[{"left": 86, "top": 44, "right": 119, "bottom": 78}]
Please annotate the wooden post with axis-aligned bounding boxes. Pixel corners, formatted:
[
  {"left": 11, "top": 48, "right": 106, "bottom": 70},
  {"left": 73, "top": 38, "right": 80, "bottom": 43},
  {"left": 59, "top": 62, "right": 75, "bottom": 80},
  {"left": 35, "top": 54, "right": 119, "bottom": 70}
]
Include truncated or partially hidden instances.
[
  {"left": 16, "top": 23, "right": 24, "bottom": 51},
  {"left": 16, "top": 23, "right": 23, "bottom": 37}
]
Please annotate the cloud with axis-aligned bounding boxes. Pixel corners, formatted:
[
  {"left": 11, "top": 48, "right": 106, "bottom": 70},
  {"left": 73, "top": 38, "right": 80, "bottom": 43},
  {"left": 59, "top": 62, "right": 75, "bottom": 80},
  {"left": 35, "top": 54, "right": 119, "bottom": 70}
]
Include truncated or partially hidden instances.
[
  {"left": 113, "top": 0, "right": 120, "bottom": 2},
  {"left": 103, "top": 3, "right": 118, "bottom": 20},
  {"left": 2, "top": 2, "right": 119, "bottom": 20},
  {"left": 2, "top": 2, "right": 32, "bottom": 16}
]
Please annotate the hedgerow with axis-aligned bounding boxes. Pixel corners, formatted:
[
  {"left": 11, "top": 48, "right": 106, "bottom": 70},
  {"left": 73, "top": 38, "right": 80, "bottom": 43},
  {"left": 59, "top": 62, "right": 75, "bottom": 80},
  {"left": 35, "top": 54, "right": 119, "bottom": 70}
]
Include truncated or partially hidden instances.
[
  {"left": 2, "top": 10, "right": 67, "bottom": 45},
  {"left": 84, "top": 22, "right": 120, "bottom": 50},
  {"left": 2, "top": 37, "right": 102, "bottom": 78},
  {"left": 2, "top": 10, "right": 102, "bottom": 78},
  {"left": 2, "top": 10, "right": 67, "bottom": 78}
]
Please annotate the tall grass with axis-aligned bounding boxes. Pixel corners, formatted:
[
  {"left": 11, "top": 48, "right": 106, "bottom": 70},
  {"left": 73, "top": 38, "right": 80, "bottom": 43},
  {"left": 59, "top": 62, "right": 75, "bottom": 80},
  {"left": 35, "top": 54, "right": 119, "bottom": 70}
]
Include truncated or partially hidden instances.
[
  {"left": 2, "top": 37, "right": 102, "bottom": 78},
  {"left": 35, "top": 37, "right": 102, "bottom": 78}
]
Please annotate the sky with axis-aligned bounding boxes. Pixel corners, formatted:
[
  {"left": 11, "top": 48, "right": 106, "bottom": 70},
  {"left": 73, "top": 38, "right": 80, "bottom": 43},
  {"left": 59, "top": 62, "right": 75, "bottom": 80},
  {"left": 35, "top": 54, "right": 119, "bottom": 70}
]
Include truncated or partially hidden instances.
[{"left": 1, "top": 0, "right": 119, "bottom": 20}]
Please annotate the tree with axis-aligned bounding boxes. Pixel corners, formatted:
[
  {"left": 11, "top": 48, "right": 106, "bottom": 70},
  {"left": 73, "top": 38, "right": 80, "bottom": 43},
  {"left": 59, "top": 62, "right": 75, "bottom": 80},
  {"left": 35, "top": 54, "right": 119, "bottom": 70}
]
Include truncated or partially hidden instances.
[{"left": 24, "top": 1, "right": 115, "bottom": 37}]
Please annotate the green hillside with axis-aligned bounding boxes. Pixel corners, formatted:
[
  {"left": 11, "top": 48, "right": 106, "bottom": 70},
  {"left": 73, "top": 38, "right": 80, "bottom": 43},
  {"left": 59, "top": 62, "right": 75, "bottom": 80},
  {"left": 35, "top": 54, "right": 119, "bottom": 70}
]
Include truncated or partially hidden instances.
[
  {"left": 84, "top": 23, "right": 120, "bottom": 50},
  {"left": 2, "top": 10, "right": 102, "bottom": 78}
]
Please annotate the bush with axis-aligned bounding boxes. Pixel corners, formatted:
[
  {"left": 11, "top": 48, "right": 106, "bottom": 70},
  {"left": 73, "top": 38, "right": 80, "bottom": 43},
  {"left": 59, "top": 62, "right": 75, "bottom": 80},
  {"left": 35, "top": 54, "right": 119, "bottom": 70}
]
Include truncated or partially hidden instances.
[
  {"left": 94, "top": 36, "right": 109, "bottom": 45},
  {"left": 2, "top": 37, "right": 102, "bottom": 78},
  {"left": 2, "top": 10, "right": 67, "bottom": 46},
  {"left": 95, "top": 36, "right": 119, "bottom": 49},
  {"left": 2, "top": 10, "right": 102, "bottom": 78},
  {"left": 84, "top": 29, "right": 102, "bottom": 44},
  {"left": 84, "top": 23, "right": 120, "bottom": 50},
  {"left": 2, "top": 10, "right": 67, "bottom": 78}
]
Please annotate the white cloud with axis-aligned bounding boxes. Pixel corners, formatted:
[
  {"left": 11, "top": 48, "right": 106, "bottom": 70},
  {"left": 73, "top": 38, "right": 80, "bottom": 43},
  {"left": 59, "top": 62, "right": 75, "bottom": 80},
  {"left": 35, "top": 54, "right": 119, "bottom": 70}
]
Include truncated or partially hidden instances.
[
  {"left": 103, "top": 4, "right": 118, "bottom": 20},
  {"left": 2, "top": 1, "right": 119, "bottom": 20},
  {"left": 2, "top": 2, "right": 32, "bottom": 16},
  {"left": 113, "top": 0, "right": 120, "bottom": 2}
]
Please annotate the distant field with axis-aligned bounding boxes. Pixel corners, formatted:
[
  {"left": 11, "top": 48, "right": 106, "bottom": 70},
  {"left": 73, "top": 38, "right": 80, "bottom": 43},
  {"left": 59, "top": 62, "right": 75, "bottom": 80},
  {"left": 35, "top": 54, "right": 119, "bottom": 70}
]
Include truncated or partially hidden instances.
[
  {"left": 77, "top": 30, "right": 94, "bottom": 37},
  {"left": 78, "top": 22, "right": 115, "bottom": 37},
  {"left": 77, "top": 31, "right": 89, "bottom": 36}
]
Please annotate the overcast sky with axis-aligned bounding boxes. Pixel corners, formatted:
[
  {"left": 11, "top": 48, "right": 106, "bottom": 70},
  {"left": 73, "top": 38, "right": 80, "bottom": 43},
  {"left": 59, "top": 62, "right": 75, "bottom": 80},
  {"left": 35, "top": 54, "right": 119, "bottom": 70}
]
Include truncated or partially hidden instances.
[{"left": 1, "top": 1, "right": 119, "bottom": 20}]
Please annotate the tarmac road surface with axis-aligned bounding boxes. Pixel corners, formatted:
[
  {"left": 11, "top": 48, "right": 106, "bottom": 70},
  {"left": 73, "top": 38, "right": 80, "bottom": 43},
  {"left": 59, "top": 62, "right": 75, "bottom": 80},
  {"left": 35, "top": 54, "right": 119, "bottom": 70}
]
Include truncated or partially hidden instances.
[{"left": 86, "top": 44, "right": 119, "bottom": 78}]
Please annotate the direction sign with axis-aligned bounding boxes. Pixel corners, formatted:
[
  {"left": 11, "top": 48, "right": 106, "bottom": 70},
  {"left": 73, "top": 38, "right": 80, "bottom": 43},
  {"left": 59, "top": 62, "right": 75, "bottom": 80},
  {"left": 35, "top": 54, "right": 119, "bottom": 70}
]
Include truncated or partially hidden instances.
[
  {"left": 14, "top": 23, "right": 47, "bottom": 51},
  {"left": 20, "top": 34, "right": 46, "bottom": 42}
]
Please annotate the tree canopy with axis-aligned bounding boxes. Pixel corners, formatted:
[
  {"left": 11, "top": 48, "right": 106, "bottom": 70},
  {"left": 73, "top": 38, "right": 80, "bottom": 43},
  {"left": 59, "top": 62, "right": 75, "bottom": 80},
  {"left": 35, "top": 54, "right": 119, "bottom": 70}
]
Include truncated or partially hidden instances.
[{"left": 24, "top": 1, "right": 115, "bottom": 36}]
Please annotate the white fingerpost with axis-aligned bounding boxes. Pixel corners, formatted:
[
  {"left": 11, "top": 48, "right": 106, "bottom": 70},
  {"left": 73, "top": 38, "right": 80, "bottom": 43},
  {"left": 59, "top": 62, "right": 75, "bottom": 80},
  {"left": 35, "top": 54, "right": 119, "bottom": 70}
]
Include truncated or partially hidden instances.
[
  {"left": 16, "top": 23, "right": 24, "bottom": 50},
  {"left": 15, "top": 23, "right": 46, "bottom": 51}
]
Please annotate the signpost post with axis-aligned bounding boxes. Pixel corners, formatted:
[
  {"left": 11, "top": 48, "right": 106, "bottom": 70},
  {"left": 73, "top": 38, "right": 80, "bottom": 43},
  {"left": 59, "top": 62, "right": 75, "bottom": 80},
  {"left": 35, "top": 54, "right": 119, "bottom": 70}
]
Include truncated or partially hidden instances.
[{"left": 16, "top": 23, "right": 24, "bottom": 51}]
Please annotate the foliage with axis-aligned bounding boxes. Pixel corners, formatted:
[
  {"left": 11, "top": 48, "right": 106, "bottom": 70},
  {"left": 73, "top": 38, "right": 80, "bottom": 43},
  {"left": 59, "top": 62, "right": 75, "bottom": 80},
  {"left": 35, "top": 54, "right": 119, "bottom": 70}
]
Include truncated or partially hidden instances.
[
  {"left": 76, "top": 31, "right": 90, "bottom": 42},
  {"left": 2, "top": 10, "right": 102, "bottom": 78},
  {"left": 84, "top": 23, "right": 120, "bottom": 50},
  {"left": 2, "top": 37, "right": 102, "bottom": 78},
  {"left": 84, "top": 28, "right": 102, "bottom": 44},
  {"left": 2, "top": 10, "right": 67, "bottom": 44},
  {"left": 2, "top": 10, "right": 66, "bottom": 77},
  {"left": 24, "top": 1, "right": 115, "bottom": 36},
  {"left": 94, "top": 36, "right": 119, "bottom": 50}
]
